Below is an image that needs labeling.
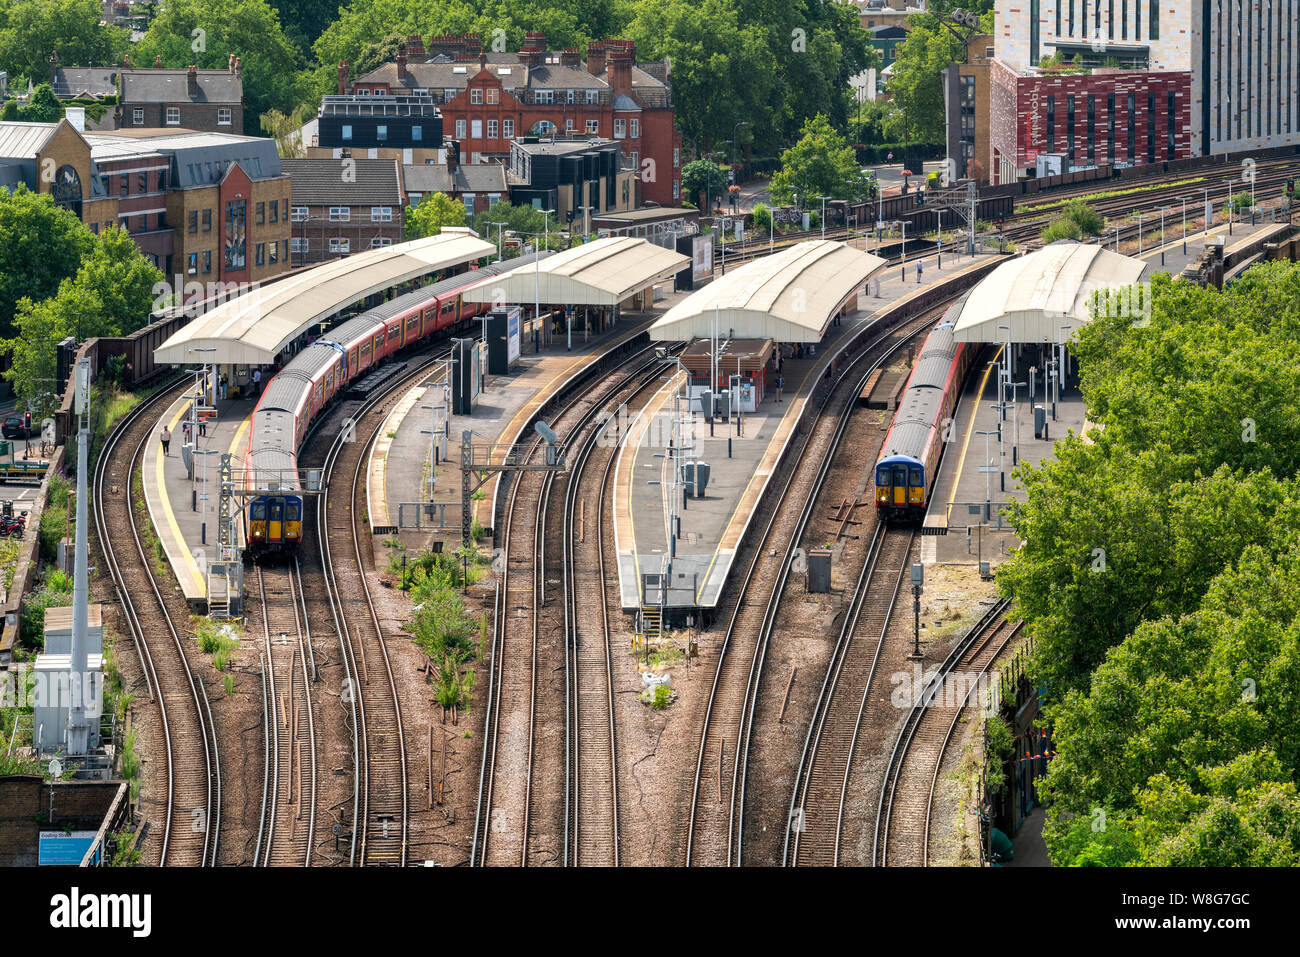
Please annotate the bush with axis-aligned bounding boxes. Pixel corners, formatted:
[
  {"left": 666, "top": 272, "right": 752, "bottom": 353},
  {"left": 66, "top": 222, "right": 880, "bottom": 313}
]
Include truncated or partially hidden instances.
[
  {"left": 21, "top": 577, "right": 73, "bottom": 650},
  {"left": 1040, "top": 217, "right": 1083, "bottom": 243},
  {"left": 1063, "top": 199, "right": 1104, "bottom": 235},
  {"left": 38, "top": 473, "right": 72, "bottom": 566}
]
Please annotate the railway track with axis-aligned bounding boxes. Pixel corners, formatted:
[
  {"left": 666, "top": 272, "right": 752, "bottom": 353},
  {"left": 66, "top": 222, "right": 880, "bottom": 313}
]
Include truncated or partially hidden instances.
[
  {"left": 559, "top": 363, "right": 672, "bottom": 866},
  {"left": 874, "top": 603, "right": 1022, "bottom": 866},
  {"left": 253, "top": 559, "right": 318, "bottom": 867},
  {"left": 784, "top": 526, "right": 916, "bottom": 867},
  {"left": 684, "top": 300, "right": 955, "bottom": 867},
  {"left": 93, "top": 379, "right": 221, "bottom": 866},
  {"left": 472, "top": 348, "right": 661, "bottom": 866}
]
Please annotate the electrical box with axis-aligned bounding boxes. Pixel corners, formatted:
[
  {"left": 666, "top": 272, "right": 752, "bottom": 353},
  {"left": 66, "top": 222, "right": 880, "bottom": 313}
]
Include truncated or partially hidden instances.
[{"left": 807, "top": 548, "right": 832, "bottom": 593}]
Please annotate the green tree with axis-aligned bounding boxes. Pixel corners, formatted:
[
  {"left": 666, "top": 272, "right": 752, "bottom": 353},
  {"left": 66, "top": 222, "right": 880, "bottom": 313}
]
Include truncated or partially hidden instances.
[
  {"left": 21, "top": 84, "right": 64, "bottom": 122},
  {"left": 680, "top": 158, "right": 727, "bottom": 210},
  {"left": 769, "top": 113, "right": 870, "bottom": 206},
  {"left": 260, "top": 104, "right": 310, "bottom": 158},
  {"left": 469, "top": 201, "right": 565, "bottom": 254},
  {"left": 886, "top": 11, "right": 990, "bottom": 142},
  {"left": 133, "top": 0, "right": 309, "bottom": 127},
  {"left": 3, "top": 225, "right": 162, "bottom": 404},
  {"left": 405, "top": 192, "right": 468, "bottom": 239},
  {"left": 0, "top": 185, "right": 93, "bottom": 340},
  {"left": 0, "top": 0, "right": 129, "bottom": 82}
]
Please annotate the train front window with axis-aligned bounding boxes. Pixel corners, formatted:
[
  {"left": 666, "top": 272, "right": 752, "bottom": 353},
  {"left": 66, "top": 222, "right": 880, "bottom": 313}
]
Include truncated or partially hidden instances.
[
  {"left": 910, "top": 468, "right": 924, "bottom": 486},
  {"left": 251, "top": 502, "right": 266, "bottom": 520},
  {"left": 892, "top": 466, "right": 908, "bottom": 487},
  {"left": 286, "top": 503, "right": 300, "bottom": 521},
  {"left": 876, "top": 467, "right": 890, "bottom": 486}
]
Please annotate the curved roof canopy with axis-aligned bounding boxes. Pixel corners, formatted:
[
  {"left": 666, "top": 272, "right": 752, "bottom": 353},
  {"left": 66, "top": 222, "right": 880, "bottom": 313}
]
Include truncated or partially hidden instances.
[
  {"left": 951, "top": 242, "right": 1145, "bottom": 343},
  {"left": 154, "top": 231, "right": 494, "bottom": 366},
  {"left": 460, "top": 235, "right": 687, "bottom": 307},
  {"left": 649, "top": 240, "right": 886, "bottom": 343}
]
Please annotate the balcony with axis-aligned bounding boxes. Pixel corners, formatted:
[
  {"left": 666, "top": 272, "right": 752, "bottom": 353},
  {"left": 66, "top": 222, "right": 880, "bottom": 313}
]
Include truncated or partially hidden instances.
[{"left": 320, "top": 95, "right": 443, "bottom": 117}]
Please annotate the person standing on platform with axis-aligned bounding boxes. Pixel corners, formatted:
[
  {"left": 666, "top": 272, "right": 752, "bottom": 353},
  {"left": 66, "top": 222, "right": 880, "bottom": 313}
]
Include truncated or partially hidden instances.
[
  {"left": 219, "top": 374, "right": 228, "bottom": 402},
  {"left": 252, "top": 366, "right": 262, "bottom": 395},
  {"left": 182, "top": 419, "right": 192, "bottom": 444},
  {"left": 160, "top": 425, "right": 171, "bottom": 456},
  {"left": 916, "top": 260, "right": 923, "bottom": 283},
  {"left": 776, "top": 373, "right": 785, "bottom": 403}
]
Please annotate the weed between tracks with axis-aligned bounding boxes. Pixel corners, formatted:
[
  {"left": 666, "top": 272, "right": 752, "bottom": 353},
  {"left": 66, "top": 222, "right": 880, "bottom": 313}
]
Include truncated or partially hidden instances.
[
  {"left": 387, "top": 547, "right": 487, "bottom": 718},
  {"left": 194, "top": 617, "right": 241, "bottom": 678},
  {"left": 130, "top": 466, "right": 167, "bottom": 578}
]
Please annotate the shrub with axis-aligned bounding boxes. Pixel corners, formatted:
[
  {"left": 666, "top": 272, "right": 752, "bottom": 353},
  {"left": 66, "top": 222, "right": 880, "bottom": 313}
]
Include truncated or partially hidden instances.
[{"left": 1040, "top": 217, "right": 1083, "bottom": 243}]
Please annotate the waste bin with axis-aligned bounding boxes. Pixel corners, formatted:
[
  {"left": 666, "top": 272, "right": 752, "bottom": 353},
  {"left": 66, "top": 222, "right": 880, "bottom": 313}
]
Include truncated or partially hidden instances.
[
  {"left": 681, "top": 461, "right": 711, "bottom": 498},
  {"left": 1033, "top": 404, "right": 1046, "bottom": 439}
]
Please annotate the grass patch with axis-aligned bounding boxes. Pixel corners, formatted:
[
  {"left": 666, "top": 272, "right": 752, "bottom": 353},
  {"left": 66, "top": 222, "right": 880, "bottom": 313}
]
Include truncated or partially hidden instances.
[
  {"left": 194, "top": 617, "right": 240, "bottom": 676},
  {"left": 0, "top": 537, "right": 20, "bottom": 592},
  {"left": 130, "top": 466, "right": 167, "bottom": 578},
  {"left": 19, "top": 568, "right": 72, "bottom": 653},
  {"left": 1019, "top": 175, "right": 1207, "bottom": 215}
]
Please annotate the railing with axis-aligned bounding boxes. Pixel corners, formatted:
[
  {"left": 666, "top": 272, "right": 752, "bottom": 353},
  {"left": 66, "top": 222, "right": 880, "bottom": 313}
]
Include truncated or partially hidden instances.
[{"left": 320, "top": 95, "right": 443, "bottom": 117}]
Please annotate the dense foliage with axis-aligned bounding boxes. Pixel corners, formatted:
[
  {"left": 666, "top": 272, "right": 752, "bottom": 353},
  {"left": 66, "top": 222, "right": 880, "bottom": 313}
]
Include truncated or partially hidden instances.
[
  {"left": 769, "top": 113, "right": 872, "bottom": 205},
  {"left": 998, "top": 264, "right": 1300, "bottom": 864}
]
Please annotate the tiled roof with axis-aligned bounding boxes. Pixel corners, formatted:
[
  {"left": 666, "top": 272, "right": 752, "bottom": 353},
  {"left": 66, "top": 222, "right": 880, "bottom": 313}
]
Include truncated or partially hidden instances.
[
  {"left": 283, "top": 157, "right": 402, "bottom": 206},
  {"left": 51, "top": 67, "right": 118, "bottom": 98},
  {"left": 121, "top": 70, "right": 242, "bottom": 105},
  {"left": 403, "top": 162, "right": 507, "bottom": 194}
]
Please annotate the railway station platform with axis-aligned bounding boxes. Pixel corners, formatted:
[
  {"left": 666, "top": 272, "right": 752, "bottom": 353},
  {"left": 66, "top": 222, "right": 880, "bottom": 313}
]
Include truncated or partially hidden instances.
[
  {"left": 615, "top": 246, "right": 1004, "bottom": 611},
  {"left": 1131, "top": 217, "right": 1289, "bottom": 280},
  {"left": 142, "top": 388, "right": 254, "bottom": 610},
  {"left": 366, "top": 291, "right": 691, "bottom": 548}
]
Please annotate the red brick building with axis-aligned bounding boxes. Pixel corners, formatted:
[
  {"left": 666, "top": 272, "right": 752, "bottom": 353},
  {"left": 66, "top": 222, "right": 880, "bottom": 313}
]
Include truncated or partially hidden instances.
[
  {"left": 334, "top": 33, "right": 682, "bottom": 207},
  {"left": 989, "top": 59, "right": 1191, "bottom": 183}
]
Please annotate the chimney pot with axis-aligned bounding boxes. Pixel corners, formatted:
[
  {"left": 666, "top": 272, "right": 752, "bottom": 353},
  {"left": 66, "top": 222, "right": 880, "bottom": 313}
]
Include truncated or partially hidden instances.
[
  {"left": 187, "top": 64, "right": 199, "bottom": 97},
  {"left": 338, "top": 60, "right": 349, "bottom": 94}
]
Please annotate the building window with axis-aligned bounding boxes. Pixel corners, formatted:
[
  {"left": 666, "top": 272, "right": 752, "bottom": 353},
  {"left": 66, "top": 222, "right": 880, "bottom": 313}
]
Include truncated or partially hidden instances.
[
  {"left": 534, "top": 90, "right": 554, "bottom": 105},
  {"left": 120, "top": 173, "right": 129, "bottom": 196},
  {"left": 673, "top": 179, "right": 679, "bottom": 199},
  {"left": 462, "top": 194, "right": 475, "bottom": 215},
  {"left": 218, "top": 107, "right": 232, "bottom": 126},
  {"left": 488, "top": 119, "right": 498, "bottom": 138},
  {"left": 188, "top": 210, "right": 198, "bottom": 233},
  {"left": 256, "top": 242, "right": 266, "bottom": 266},
  {"left": 376, "top": 124, "right": 388, "bottom": 141},
  {"left": 329, "top": 237, "right": 349, "bottom": 254},
  {"left": 1067, "top": 95, "right": 1075, "bottom": 163},
  {"left": 470, "top": 88, "right": 483, "bottom": 104},
  {"left": 471, "top": 119, "right": 482, "bottom": 138},
  {"left": 566, "top": 118, "right": 574, "bottom": 132},
  {"left": 166, "top": 106, "right": 180, "bottom": 125},
  {"left": 1127, "top": 91, "right": 1136, "bottom": 161},
  {"left": 1149, "top": 0, "right": 1159, "bottom": 38},
  {"left": 132, "top": 107, "right": 144, "bottom": 125},
  {"left": 407, "top": 192, "right": 422, "bottom": 206},
  {"left": 1108, "top": 0, "right": 1115, "bottom": 38},
  {"left": 224, "top": 200, "right": 246, "bottom": 269},
  {"left": 369, "top": 237, "right": 393, "bottom": 248},
  {"left": 630, "top": 151, "right": 638, "bottom": 169},
  {"left": 270, "top": 201, "right": 278, "bottom": 223},
  {"left": 614, "top": 118, "right": 626, "bottom": 139},
  {"left": 329, "top": 207, "right": 350, "bottom": 222},
  {"left": 674, "top": 147, "right": 680, "bottom": 168},
  {"left": 630, "top": 118, "right": 639, "bottom": 138},
  {"left": 91, "top": 222, "right": 99, "bottom": 235},
  {"left": 1167, "top": 89, "right": 1176, "bottom": 157},
  {"left": 371, "top": 206, "right": 392, "bottom": 222},
  {"left": 203, "top": 250, "right": 211, "bottom": 274},
  {"left": 1122, "top": 0, "right": 1128, "bottom": 39},
  {"left": 187, "top": 252, "right": 198, "bottom": 275},
  {"left": 137, "top": 171, "right": 146, "bottom": 193},
  {"left": 269, "top": 241, "right": 278, "bottom": 264},
  {"left": 158, "top": 169, "right": 167, "bottom": 191},
  {"left": 1030, "top": 0, "right": 1040, "bottom": 64},
  {"left": 1046, "top": 96, "right": 1055, "bottom": 153},
  {"left": 587, "top": 119, "right": 599, "bottom": 134},
  {"left": 412, "top": 125, "right": 422, "bottom": 141},
  {"left": 202, "top": 208, "right": 212, "bottom": 231},
  {"left": 291, "top": 237, "right": 308, "bottom": 254},
  {"left": 455, "top": 118, "right": 466, "bottom": 138},
  {"left": 487, "top": 88, "right": 499, "bottom": 104},
  {"left": 503, "top": 119, "right": 514, "bottom": 138},
  {"left": 586, "top": 90, "right": 598, "bottom": 105},
  {"left": 1107, "top": 93, "right": 1116, "bottom": 163},
  {"left": 256, "top": 201, "right": 265, "bottom": 225}
]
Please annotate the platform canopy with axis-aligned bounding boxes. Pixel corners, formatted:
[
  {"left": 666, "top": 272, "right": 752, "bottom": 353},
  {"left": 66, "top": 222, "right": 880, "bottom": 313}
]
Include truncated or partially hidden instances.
[
  {"left": 153, "top": 230, "right": 495, "bottom": 366},
  {"left": 460, "top": 235, "right": 687, "bottom": 307},
  {"left": 950, "top": 241, "right": 1145, "bottom": 343},
  {"left": 648, "top": 240, "right": 886, "bottom": 343}
]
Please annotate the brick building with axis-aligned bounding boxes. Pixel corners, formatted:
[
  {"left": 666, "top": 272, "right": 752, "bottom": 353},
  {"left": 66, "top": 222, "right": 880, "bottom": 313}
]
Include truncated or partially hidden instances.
[
  {"left": 48, "top": 50, "right": 245, "bottom": 134},
  {"left": 282, "top": 156, "right": 404, "bottom": 265},
  {"left": 0, "top": 120, "right": 289, "bottom": 286},
  {"left": 402, "top": 145, "right": 507, "bottom": 215},
  {"left": 988, "top": 0, "right": 1300, "bottom": 183},
  {"left": 320, "top": 32, "right": 682, "bottom": 207}
]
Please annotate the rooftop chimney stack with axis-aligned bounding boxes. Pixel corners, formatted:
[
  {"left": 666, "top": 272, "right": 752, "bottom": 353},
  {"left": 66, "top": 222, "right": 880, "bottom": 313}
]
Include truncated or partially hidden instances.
[
  {"left": 609, "top": 48, "right": 632, "bottom": 95},
  {"left": 227, "top": 53, "right": 234, "bottom": 72},
  {"left": 338, "top": 60, "right": 350, "bottom": 94},
  {"left": 123, "top": 53, "right": 131, "bottom": 68},
  {"left": 446, "top": 139, "right": 460, "bottom": 176},
  {"left": 586, "top": 41, "right": 606, "bottom": 77},
  {"left": 406, "top": 34, "right": 426, "bottom": 57},
  {"left": 560, "top": 47, "right": 580, "bottom": 68},
  {"left": 49, "top": 49, "right": 58, "bottom": 87},
  {"left": 187, "top": 64, "right": 198, "bottom": 97},
  {"left": 397, "top": 43, "right": 408, "bottom": 80},
  {"left": 235, "top": 57, "right": 241, "bottom": 77}
]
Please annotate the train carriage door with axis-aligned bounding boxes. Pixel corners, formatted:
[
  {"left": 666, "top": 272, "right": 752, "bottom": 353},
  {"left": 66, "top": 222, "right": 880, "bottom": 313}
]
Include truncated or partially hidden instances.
[
  {"left": 285, "top": 499, "right": 301, "bottom": 541},
  {"left": 876, "top": 466, "right": 891, "bottom": 504},
  {"left": 268, "top": 498, "right": 284, "bottom": 543},
  {"left": 892, "top": 465, "right": 909, "bottom": 506}
]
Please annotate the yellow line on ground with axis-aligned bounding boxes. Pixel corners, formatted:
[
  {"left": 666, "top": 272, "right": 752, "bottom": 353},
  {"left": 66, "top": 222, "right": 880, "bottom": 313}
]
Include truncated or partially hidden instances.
[
  {"left": 154, "top": 399, "right": 206, "bottom": 597},
  {"left": 947, "top": 345, "right": 1002, "bottom": 526}
]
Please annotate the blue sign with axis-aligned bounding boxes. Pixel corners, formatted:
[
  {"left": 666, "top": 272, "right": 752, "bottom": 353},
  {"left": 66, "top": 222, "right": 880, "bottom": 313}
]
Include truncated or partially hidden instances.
[{"left": 39, "top": 831, "right": 98, "bottom": 866}]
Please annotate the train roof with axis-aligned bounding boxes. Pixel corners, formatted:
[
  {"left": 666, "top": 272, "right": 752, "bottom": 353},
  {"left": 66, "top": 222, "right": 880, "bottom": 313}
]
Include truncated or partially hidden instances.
[
  {"left": 325, "top": 312, "right": 386, "bottom": 351},
  {"left": 354, "top": 251, "right": 556, "bottom": 324},
  {"left": 880, "top": 418, "right": 936, "bottom": 460},
  {"left": 246, "top": 446, "right": 300, "bottom": 491}
]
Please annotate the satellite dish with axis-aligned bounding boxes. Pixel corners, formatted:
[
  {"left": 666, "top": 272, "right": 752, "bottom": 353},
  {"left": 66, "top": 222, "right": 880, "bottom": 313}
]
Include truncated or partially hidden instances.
[
  {"left": 48, "top": 758, "right": 63, "bottom": 778},
  {"left": 534, "top": 421, "right": 557, "bottom": 445}
]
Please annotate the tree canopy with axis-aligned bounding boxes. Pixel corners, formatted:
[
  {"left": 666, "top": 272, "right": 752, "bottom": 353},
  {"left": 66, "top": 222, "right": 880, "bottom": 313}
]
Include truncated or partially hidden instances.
[
  {"left": 0, "top": 0, "right": 129, "bottom": 83},
  {"left": 768, "top": 113, "right": 870, "bottom": 206},
  {"left": 886, "top": 11, "right": 991, "bottom": 143},
  {"left": 999, "top": 263, "right": 1300, "bottom": 865},
  {"left": 469, "top": 201, "right": 566, "bottom": 253},
  {"left": 0, "top": 186, "right": 94, "bottom": 341},
  {"left": 404, "top": 192, "right": 468, "bottom": 239}
]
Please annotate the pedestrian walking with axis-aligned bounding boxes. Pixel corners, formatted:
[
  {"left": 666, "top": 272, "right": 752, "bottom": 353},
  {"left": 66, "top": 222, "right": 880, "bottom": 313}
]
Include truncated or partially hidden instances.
[
  {"left": 776, "top": 373, "right": 785, "bottom": 403},
  {"left": 160, "top": 425, "right": 171, "bottom": 456},
  {"left": 182, "top": 419, "right": 192, "bottom": 443},
  {"left": 199, "top": 415, "right": 207, "bottom": 438},
  {"left": 252, "top": 367, "right": 262, "bottom": 395},
  {"left": 916, "top": 260, "right": 923, "bottom": 284}
]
